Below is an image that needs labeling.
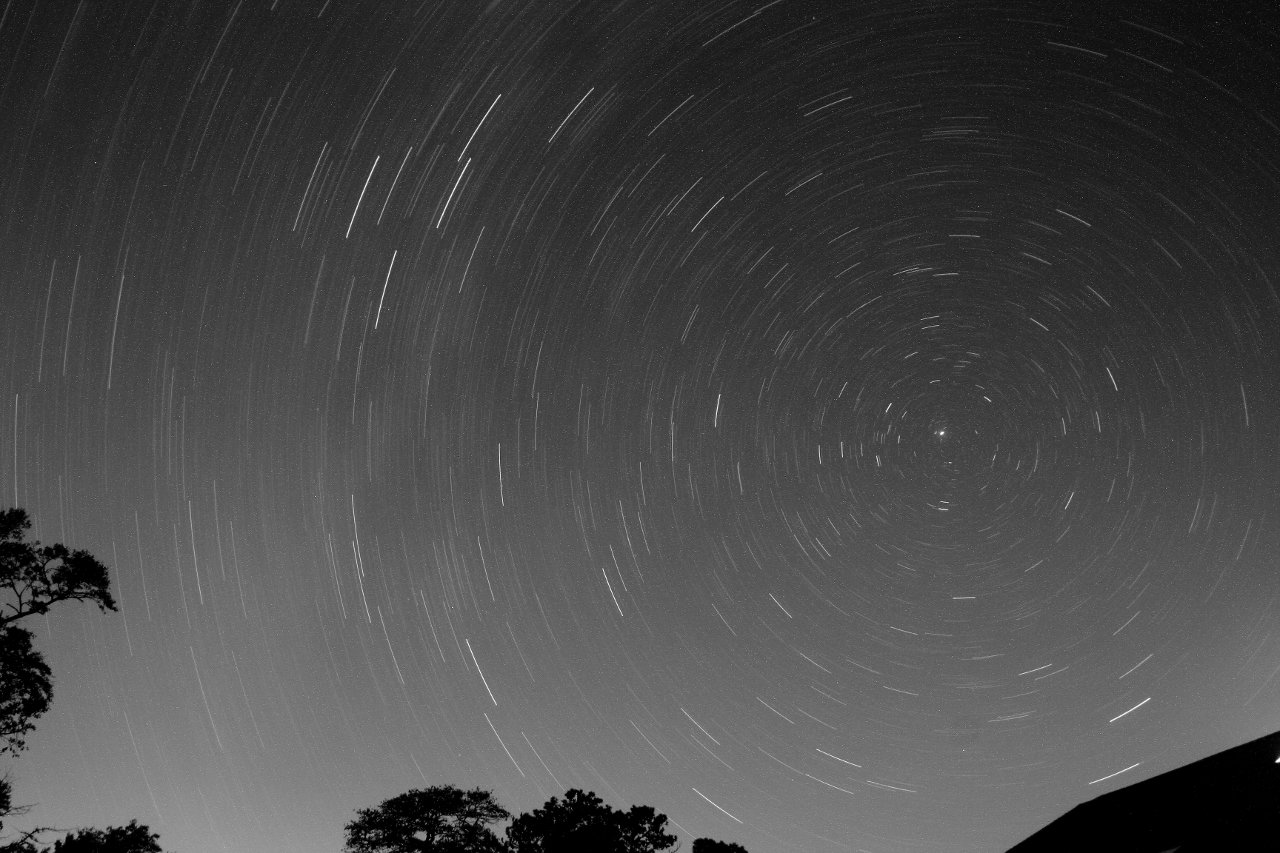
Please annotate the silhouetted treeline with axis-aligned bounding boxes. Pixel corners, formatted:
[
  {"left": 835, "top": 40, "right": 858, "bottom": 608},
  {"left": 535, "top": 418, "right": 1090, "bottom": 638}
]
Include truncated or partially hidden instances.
[
  {"left": 0, "top": 509, "right": 165, "bottom": 853},
  {"left": 0, "top": 508, "right": 753, "bottom": 852},
  {"left": 344, "top": 782, "right": 750, "bottom": 853}
]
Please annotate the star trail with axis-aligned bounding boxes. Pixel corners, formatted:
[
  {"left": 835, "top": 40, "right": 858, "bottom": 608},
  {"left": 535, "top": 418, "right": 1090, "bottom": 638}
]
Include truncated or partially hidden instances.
[{"left": 2, "top": 1, "right": 1279, "bottom": 851}]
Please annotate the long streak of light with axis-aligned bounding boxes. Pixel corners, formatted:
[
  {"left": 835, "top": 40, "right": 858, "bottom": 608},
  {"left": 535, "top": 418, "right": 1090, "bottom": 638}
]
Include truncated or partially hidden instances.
[
  {"left": 1108, "top": 697, "right": 1151, "bottom": 723},
  {"left": 1088, "top": 762, "right": 1142, "bottom": 785},
  {"left": 346, "top": 155, "right": 379, "bottom": 237},
  {"left": 466, "top": 638, "right": 498, "bottom": 705},
  {"left": 692, "top": 787, "right": 742, "bottom": 823},
  {"left": 485, "top": 713, "right": 524, "bottom": 776}
]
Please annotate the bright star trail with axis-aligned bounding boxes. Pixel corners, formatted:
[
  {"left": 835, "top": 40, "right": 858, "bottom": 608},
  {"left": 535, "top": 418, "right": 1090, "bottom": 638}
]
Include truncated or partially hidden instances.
[{"left": 2, "top": 2, "right": 1279, "bottom": 851}]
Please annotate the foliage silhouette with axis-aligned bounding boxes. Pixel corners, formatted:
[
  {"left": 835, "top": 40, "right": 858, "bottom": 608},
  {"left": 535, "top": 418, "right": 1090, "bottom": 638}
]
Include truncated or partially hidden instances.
[
  {"left": 343, "top": 785, "right": 510, "bottom": 853},
  {"left": 0, "top": 629, "right": 52, "bottom": 760},
  {"left": 692, "top": 839, "right": 750, "bottom": 853},
  {"left": 0, "top": 775, "right": 33, "bottom": 851},
  {"left": 0, "top": 834, "right": 37, "bottom": 853},
  {"left": 0, "top": 508, "right": 116, "bottom": 755},
  {"left": 43, "top": 821, "right": 163, "bottom": 853},
  {"left": 505, "top": 788, "right": 677, "bottom": 853},
  {"left": 0, "top": 508, "right": 128, "bottom": 852}
]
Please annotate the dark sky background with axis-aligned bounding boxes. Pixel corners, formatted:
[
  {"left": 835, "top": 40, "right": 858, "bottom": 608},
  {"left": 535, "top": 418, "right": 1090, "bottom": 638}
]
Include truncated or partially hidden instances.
[{"left": 3, "top": 1, "right": 1279, "bottom": 851}]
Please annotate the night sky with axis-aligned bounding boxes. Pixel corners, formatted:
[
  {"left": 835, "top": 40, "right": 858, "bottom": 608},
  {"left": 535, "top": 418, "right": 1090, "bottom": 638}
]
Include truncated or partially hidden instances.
[{"left": 3, "top": 2, "right": 1280, "bottom": 851}]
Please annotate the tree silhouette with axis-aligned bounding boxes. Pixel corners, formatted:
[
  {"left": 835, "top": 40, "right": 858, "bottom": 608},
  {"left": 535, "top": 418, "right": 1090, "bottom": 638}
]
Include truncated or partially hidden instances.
[
  {"left": 0, "top": 774, "right": 35, "bottom": 851},
  {"left": 0, "top": 507, "right": 116, "bottom": 755},
  {"left": 343, "top": 785, "right": 510, "bottom": 853},
  {"left": 505, "top": 788, "right": 677, "bottom": 853},
  {"left": 0, "top": 628, "right": 52, "bottom": 759},
  {"left": 0, "top": 833, "right": 39, "bottom": 853},
  {"left": 692, "top": 839, "right": 750, "bottom": 853},
  {"left": 0, "top": 508, "right": 128, "bottom": 852},
  {"left": 43, "top": 821, "right": 163, "bottom": 853}
]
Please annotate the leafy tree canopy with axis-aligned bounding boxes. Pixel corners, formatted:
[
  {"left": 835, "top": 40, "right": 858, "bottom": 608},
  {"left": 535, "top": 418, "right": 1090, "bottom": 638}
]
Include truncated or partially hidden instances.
[
  {"left": 506, "top": 788, "right": 677, "bottom": 853},
  {"left": 0, "top": 508, "right": 116, "bottom": 627},
  {"left": 0, "top": 628, "right": 53, "bottom": 757},
  {"left": 43, "top": 822, "right": 163, "bottom": 853},
  {"left": 692, "top": 839, "right": 750, "bottom": 853},
  {"left": 0, "top": 508, "right": 114, "bottom": 757},
  {"left": 0, "top": 775, "right": 33, "bottom": 848},
  {"left": 343, "top": 785, "right": 510, "bottom": 853}
]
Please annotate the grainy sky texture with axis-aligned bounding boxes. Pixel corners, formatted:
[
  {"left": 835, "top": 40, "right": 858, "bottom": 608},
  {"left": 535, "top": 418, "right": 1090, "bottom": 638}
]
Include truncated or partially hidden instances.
[{"left": 2, "top": 2, "right": 1279, "bottom": 851}]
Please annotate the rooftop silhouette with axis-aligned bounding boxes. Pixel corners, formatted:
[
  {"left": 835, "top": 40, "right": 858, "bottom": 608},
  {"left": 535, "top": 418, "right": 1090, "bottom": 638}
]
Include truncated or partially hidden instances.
[{"left": 1007, "top": 729, "right": 1280, "bottom": 852}]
